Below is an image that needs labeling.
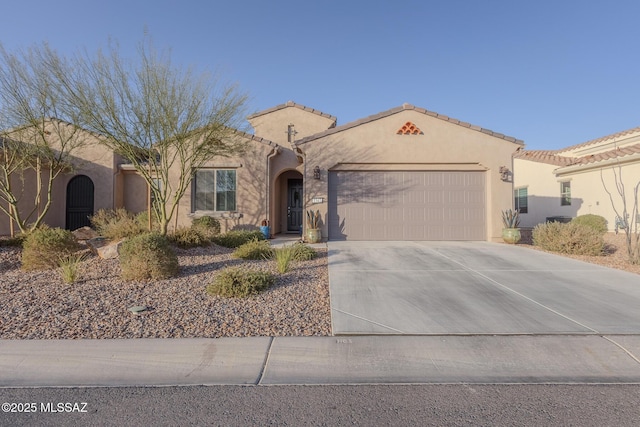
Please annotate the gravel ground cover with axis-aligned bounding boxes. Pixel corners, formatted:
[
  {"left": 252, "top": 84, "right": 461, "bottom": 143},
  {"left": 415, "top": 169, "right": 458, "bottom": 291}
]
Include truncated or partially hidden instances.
[
  {"left": 0, "top": 244, "right": 331, "bottom": 339},
  {"left": 517, "top": 231, "right": 640, "bottom": 275},
  {"left": 1, "top": 232, "right": 638, "bottom": 340}
]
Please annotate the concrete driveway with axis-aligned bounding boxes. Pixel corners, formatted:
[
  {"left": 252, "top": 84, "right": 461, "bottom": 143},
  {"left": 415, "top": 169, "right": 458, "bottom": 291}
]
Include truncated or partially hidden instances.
[{"left": 327, "top": 241, "right": 640, "bottom": 335}]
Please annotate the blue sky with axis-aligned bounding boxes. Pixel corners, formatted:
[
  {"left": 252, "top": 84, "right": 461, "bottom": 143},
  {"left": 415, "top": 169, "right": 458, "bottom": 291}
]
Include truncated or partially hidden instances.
[{"left": 1, "top": 0, "right": 638, "bottom": 150}]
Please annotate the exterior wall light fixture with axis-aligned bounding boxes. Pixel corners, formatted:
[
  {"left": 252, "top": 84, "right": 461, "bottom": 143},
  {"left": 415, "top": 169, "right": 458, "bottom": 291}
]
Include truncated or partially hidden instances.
[
  {"left": 313, "top": 166, "right": 321, "bottom": 180},
  {"left": 499, "top": 166, "right": 512, "bottom": 182}
]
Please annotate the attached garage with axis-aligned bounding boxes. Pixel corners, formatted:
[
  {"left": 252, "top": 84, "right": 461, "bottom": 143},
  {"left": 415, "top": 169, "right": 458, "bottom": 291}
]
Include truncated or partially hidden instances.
[{"left": 328, "top": 171, "right": 486, "bottom": 241}]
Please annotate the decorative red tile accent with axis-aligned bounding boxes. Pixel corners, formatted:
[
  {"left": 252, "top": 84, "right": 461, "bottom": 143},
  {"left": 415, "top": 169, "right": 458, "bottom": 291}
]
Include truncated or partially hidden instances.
[{"left": 396, "top": 121, "right": 422, "bottom": 135}]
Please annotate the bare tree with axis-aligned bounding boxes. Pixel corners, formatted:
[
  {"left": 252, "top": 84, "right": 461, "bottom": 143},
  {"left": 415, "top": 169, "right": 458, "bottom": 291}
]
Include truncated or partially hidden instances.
[
  {"left": 0, "top": 44, "right": 87, "bottom": 235},
  {"left": 45, "top": 39, "right": 248, "bottom": 235},
  {"left": 601, "top": 163, "right": 640, "bottom": 264}
]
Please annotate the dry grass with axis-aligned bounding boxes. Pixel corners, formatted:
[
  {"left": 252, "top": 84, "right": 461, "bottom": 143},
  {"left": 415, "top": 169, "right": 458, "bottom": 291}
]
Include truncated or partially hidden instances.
[{"left": 518, "top": 230, "right": 640, "bottom": 275}]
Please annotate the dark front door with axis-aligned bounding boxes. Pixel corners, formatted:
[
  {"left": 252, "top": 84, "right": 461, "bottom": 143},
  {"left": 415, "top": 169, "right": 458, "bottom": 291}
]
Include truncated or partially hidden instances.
[
  {"left": 287, "top": 179, "right": 303, "bottom": 232},
  {"left": 66, "top": 175, "right": 94, "bottom": 230}
]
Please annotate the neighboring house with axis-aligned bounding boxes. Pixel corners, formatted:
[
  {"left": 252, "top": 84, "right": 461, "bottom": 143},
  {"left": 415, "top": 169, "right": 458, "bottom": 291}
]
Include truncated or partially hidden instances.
[
  {"left": 514, "top": 126, "right": 640, "bottom": 231},
  {"left": 1, "top": 102, "right": 524, "bottom": 241}
]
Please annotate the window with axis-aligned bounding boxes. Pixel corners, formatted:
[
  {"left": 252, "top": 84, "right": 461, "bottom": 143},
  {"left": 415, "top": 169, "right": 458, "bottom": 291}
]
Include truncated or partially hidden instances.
[
  {"left": 514, "top": 187, "right": 528, "bottom": 214},
  {"left": 193, "top": 169, "right": 236, "bottom": 212},
  {"left": 560, "top": 181, "right": 571, "bottom": 206}
]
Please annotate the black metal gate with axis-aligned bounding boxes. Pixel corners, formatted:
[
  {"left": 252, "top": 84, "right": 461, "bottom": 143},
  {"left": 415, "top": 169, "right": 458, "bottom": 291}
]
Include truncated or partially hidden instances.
[{"left": 66, "top": 175, "right": 94, "bottom": 230}]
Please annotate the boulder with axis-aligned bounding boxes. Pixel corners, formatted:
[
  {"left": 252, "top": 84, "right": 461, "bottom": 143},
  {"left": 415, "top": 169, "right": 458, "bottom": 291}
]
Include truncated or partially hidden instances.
[
  {"left": 86, "top": 237, "right": 124, "bottom": 259},
  {"left": 72, "top": 226, "right": 99, "bottom": 241}
]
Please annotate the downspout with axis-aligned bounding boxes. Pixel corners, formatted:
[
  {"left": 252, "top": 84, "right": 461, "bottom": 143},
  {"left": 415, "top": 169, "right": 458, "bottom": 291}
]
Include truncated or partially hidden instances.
[{"left": 265, "top": 144, "right": 280, "bottom": 226}]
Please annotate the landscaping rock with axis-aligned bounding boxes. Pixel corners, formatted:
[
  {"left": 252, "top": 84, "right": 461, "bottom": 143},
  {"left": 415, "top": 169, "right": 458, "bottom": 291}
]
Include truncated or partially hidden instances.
[
  {"left": 87, "top": 237, "right": 124, "bottom": 259},
  {"left": 72, "top": 226, "right": 99, "bottom": 241}
]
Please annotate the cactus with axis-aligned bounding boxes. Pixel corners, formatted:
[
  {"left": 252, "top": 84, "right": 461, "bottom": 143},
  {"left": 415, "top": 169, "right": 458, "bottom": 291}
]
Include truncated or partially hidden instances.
[
  {"left": 306, "top": 209, "right": 320, "bottom": 229},
  {"left": 501, "top": 209, "right": 520, "bottom": 228}
]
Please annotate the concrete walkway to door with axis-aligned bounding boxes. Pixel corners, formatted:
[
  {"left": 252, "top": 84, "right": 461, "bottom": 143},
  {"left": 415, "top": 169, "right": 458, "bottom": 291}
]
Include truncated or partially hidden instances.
[{"left": 328, "top": 241, "right": 640, "bottom": 335}]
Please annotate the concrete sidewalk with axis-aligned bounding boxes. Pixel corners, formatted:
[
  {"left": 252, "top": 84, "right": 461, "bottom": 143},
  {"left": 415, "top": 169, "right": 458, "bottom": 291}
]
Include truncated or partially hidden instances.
[{"left": 2, "top": 335, "right": 640, "bottom": 387}]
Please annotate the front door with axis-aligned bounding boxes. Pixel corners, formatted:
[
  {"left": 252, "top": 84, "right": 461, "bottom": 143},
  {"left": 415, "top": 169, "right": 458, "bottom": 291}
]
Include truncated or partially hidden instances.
[
  {"left": 287, "top": 179, "right": 303, "bottom": 232},
  {"left": 66, "top": 175, "right": 94, "bottom": 230}
]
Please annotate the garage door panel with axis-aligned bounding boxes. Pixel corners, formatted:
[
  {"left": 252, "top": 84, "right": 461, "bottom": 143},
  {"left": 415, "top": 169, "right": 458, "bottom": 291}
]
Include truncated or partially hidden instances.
[{"left": 329, "top": 171, "right": 485, "bottom": 241}]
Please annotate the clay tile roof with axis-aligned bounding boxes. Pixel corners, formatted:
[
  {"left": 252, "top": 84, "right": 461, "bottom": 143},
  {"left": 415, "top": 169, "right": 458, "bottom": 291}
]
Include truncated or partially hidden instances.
[
  {"left": 247, "top": 101, "right": 337, "bottom": 126},
  {"left": 231, "top": 129, "right": 279, "bottom": 148},
  {"left": 558, "top": 125, "right": 640, "bottom": 153},
  {"left": 513, "top": 149, "right": 577, "bottom": 166},
  {"left": 296, "top": 103, "right": 524, "bottom": 145},
  {"left": 573, "top": 142, "right": 640, "bottom": 165},
  {"left": 516, "top": 141, "right": 640, "bottom": 167}
]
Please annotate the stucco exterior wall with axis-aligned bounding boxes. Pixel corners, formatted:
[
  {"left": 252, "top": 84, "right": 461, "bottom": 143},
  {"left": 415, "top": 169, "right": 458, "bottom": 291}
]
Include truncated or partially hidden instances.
[
  {"left": 171, "top": 138, "right": 275, "bottom": 233},
  {"left": 249, "top": 104, "right": 335, "bottom": 144},
  {"left": 299, "top": 110, "right": 521, "bottom": 241},
  {"left": 0, "top": 122, "right": 117, "bottom": 234},
  {"left": 513, "top": 159, "right": 576, "bottom": 228},
  {"left": 515, "top": 158, "right": 640, "bottom": 231}
]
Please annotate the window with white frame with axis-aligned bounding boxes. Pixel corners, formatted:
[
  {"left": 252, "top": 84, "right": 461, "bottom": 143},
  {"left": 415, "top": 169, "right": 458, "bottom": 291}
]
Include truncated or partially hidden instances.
[
  {"left": 560, "top": 181, "right": 571, "bottom": 206},
  {"left": 193, "top": 169, "right": 236, "bottom": 212},
  {"left": 514, "top": 187, "right": 528, "bottom": 214}
]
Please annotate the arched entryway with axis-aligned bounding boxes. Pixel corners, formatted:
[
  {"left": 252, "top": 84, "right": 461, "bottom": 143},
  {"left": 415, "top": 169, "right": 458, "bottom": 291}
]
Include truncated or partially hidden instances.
[
  {"left": 66, "top": 175, "right": 94, "bottom": 230},
  {"left": 273, "top": 170, "right": 303, "bottom": 235}
]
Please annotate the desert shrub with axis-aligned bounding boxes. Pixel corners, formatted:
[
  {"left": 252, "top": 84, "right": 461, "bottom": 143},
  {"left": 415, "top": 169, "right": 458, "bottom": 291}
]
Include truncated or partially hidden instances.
[
  {"left": 273, "top": 245, "right": 294, "bottom": 273},
  {"left": 571, "top": 214, "right": 608, "bottom": 234},
  {"left": 291, "top": 242, "right": 317, "bottom": 261},
  {"left": 134, "top": 211, "right": 161, "bottom": 232},
  {"left": 212, "top": 230, "right": 265, "bottom": 248},
  {"left": 533, "top": 222, "right": 604, "bottom": 255},
  {"left": 119, "top": 232, "right": 179, "bottom": 281},
  {"left": 90, "top": 208, "right": 145, "bottom": 240},
  {"left": 191, "top": 216, "right": 221, "bottom": 238},
  {"left": 169, "top": 227, "right": 209, "bottom": 248},
  {"left": 233, "top": 238, "right": 274, "bottom": 260},
  {"left": 207, "top": 266, "right": 275, "bottom": 298},
  {"left": 21, "top": 226, "right": 80, "bottom": 271},
  {"left": 58, "top": 252, "right": 88, "bottom": 284}
]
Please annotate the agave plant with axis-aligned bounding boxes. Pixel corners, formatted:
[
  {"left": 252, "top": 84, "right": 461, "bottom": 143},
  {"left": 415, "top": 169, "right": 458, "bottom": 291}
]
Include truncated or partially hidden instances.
[
  {"left": 306, "top": 209, "right": 320, "bottom": 229},
  {"left": 501, "top": 209, "right": 520, "bottom": 229}
]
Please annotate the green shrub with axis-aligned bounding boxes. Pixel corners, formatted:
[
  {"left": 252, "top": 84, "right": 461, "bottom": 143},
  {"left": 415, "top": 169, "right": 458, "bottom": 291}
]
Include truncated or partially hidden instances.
[
  {"left": 533, "top": 222, "right": 604, "bottom": 255},
  {"left": 207, "top": 266, "right": 275, "bottom": 298},
  {"left": 571, "top": 214, "right": 608, "bottom": 234},
  {"left": 212, "top": 230, "right": 265, "bottom": 248},
  {"left": 90, "top": 208, "right": 145, "bottom": 240},
  {"left": 191, "top": 216, "right": 221, "bottom": 238},
  {"left": 21, "top": 226, "right": 80, "bottom": 271},
  {"left": 58, "top": 252, "right": 87, "bottom": 284},
  {"left": 291, "top": 242, "right": 317, "bottom": 261},
  {"left": 233, "top": 238, "right": 274, "bottom": 260},
  {"left": 169, "top": 227, "right": 209, "bottom": 248},
  {"left": 273, "top": 245, "right": 294, "bottom": 273},
  {"left": 119, "top": 232, "right": 179, "bottom": 281},
  {"left": 134, "top": 211, "right": 161, "bottom": 232}
]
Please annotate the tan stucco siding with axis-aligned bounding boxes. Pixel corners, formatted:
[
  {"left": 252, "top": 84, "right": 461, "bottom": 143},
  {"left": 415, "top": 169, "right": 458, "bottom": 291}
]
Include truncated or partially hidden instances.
[
  {"left": 515, "top": 158, "right": 640, "bottom": 230},
  {"left": 513, "top": 159, "right": 573, "bottom": 227},
  {"left": 0, "top": 124, "right": 117, "bottom": 234},
  {"left": 173, "top": 140, "right": 273, "bottom": 233},
  {"left": 300, "top": 110, "right": 520, "bottom": 241},
  {"left": 249, "top": 107, "right": 335, "bottom": 144}
]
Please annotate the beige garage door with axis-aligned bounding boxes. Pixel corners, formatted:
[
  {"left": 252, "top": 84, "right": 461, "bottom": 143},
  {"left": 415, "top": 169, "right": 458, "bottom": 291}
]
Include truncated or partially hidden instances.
[{"left": 328, "top": 171, "right": 486, "bottom": 241}]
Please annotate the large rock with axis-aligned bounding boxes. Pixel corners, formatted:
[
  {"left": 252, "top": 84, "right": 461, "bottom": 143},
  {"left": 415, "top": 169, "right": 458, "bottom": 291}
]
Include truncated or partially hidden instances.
[
  {"left": 72, "top": 226, "right": 99, "bottom": 241},
  {"left": 86, "top": 237, "right": 124, "bottom": 259}
]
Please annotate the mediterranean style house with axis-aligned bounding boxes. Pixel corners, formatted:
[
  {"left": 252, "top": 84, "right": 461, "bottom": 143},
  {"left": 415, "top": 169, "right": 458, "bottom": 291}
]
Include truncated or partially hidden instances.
[
  {"left": 1, "top": 101, "right": 525, "bottom": 241},
  {"left": 514, "top": 126, "right": 640, "bottom": 231}
]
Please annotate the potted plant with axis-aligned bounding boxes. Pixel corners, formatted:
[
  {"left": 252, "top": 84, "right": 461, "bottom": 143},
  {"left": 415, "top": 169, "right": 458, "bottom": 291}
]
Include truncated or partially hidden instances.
[
  {"left": 305, "top": 209, "right": 321, "bottom": 243},
  {"left": 260, "top": 219, "right": 270, "bottom": 239},
  {"left": 501, "top": 208, "right": 521, "bottom": 244}
]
